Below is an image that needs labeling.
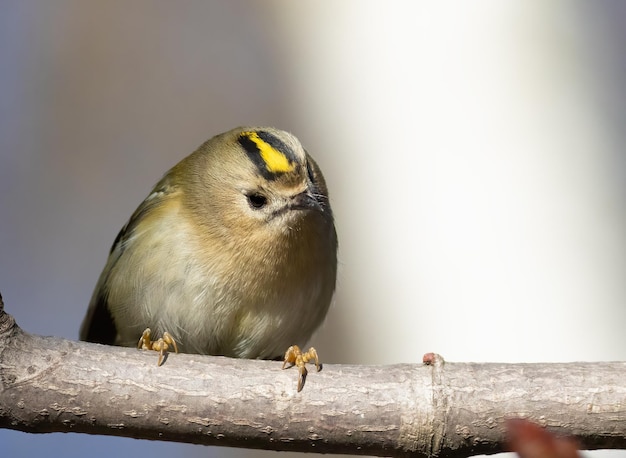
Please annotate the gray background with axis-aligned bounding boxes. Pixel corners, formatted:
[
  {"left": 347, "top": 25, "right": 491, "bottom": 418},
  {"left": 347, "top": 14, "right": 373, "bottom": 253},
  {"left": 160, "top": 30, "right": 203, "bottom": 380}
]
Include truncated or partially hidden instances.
[{"left": 1, "top": 1, "right": 625, "bottom": 457}]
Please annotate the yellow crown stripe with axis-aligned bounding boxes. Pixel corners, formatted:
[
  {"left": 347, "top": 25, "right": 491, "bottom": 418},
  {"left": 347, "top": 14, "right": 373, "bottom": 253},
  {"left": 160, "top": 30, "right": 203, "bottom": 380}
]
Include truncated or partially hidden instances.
[{"left": 244, "top": 131, "right": 295, "bottom": 174}]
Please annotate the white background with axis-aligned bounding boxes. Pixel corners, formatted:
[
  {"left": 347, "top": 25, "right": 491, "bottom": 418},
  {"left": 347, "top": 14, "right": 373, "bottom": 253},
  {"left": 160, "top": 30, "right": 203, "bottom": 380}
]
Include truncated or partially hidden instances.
[{"left": 1, "top": 2, "right": 625, "bottom": 457}]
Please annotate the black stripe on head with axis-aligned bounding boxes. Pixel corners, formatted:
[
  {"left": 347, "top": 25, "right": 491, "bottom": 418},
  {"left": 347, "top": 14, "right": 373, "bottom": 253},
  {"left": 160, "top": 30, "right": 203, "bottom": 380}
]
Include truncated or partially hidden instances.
[{"left": 238, "top": 130, "right": 298, "bottom": 180}]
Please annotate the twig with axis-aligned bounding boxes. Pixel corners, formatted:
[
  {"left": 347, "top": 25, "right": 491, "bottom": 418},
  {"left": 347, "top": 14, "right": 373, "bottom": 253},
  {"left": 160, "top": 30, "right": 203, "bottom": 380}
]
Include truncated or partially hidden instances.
[{"left": 0, "top": 293, "right": 625, "bottom": 457}]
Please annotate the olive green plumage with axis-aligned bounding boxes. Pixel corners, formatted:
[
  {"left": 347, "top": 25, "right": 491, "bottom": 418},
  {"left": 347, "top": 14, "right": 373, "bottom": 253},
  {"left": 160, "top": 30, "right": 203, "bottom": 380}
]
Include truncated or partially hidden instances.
[{"left": 80, "top": 127, "right": 337, "bottom": 361}]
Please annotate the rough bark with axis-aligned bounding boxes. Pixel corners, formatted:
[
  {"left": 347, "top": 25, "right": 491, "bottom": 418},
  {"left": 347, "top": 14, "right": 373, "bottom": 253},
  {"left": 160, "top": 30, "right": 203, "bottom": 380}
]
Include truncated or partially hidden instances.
[{"left": 0, "top": 293, "right": 625, "bottom": 457}]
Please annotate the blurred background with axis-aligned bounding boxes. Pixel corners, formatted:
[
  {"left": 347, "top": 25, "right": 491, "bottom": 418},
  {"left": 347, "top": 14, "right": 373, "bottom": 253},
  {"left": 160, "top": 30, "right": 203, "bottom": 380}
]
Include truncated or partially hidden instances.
[{"left": 1, "top": 1, "right": 625, "bottom": 457}]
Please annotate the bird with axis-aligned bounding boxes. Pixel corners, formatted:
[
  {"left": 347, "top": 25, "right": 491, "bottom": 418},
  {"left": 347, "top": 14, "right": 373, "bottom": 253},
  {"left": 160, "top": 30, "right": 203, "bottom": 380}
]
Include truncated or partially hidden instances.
[{"left": 79, "top": 126, "right": 337, "bottom": 391}]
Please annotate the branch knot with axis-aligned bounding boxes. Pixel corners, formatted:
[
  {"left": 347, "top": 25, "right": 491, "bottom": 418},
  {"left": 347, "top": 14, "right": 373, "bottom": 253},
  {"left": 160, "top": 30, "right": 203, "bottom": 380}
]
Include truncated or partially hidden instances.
[{"left": 0, "top": 292, "right": 17, "bottom": 336}]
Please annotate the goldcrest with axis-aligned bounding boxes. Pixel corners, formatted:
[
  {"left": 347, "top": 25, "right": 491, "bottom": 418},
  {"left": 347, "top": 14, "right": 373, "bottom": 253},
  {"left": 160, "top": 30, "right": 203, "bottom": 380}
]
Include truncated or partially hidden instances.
[{"left": 79, "top": 127, "right": 337, "bottom": 390}]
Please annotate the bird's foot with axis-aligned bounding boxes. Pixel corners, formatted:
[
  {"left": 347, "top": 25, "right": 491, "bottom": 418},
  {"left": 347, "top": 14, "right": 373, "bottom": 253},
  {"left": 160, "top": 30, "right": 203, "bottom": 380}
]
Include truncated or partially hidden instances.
[
  {"left": 137, "top": 328, "right": 178, "bottom": 366},
  {"left": 282, "top": 345, "right": 320, "bottom": 392}
]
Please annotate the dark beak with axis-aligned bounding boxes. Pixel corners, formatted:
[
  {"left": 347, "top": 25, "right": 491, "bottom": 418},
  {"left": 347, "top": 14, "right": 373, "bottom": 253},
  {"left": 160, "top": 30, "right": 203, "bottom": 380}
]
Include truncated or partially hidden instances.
[{"left": 291, "top": 191, "right": 322, "bottom": 211}]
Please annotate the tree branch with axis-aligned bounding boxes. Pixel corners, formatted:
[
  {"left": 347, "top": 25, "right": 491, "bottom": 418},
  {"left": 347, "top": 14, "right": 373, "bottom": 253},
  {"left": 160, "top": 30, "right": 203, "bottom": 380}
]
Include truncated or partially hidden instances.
[{"left": 1, "top": 292, "right": 625, "bottom": 457}]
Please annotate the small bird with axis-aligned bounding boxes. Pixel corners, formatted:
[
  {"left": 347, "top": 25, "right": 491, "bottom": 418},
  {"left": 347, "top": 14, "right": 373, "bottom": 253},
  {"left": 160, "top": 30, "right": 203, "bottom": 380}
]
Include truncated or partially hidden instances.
[{"left": 79, "top": 127, "right": 338, "bottom": 391}]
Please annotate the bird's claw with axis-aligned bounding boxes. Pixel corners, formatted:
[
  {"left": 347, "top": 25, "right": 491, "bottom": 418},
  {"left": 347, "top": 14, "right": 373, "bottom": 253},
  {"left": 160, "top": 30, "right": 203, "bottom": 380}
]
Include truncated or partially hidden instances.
[
  {"left": 282, "top": 345, "right": 320, "bottom": 392},
  {"left": 137, "top": 328, "right": 178, "bottom": 366}
]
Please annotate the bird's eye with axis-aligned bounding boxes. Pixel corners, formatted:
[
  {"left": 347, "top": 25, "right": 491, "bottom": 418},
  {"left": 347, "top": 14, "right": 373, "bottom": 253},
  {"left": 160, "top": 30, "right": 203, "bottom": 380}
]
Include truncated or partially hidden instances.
[{"left": 247, "top": 192, "right": 268, "bottom": 209}]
